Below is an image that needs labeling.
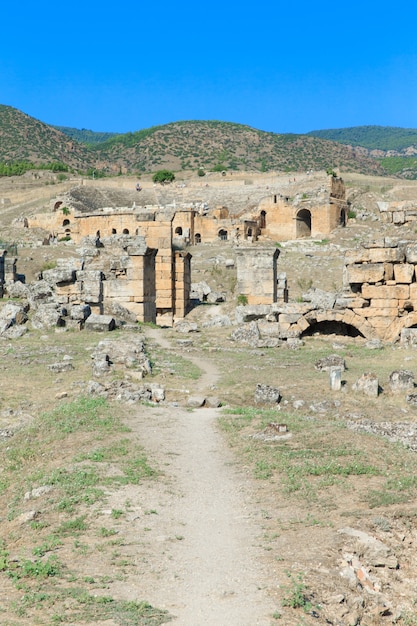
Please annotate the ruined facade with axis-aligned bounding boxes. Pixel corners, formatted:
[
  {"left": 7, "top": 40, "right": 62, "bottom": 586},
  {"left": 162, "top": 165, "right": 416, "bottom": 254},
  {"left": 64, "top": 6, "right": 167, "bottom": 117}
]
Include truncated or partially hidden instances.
[
  {"left": 237, "top": 239, "right": 417, "bottom": 344},
  {"left": 256, "top": 175, "right": 348, "bottom": 241},
  {"left": 28, "top": 189, "right": 192, "bottom": 325},
  {"left": 235, "top": 246, "right": 288, "bottom": 305}
]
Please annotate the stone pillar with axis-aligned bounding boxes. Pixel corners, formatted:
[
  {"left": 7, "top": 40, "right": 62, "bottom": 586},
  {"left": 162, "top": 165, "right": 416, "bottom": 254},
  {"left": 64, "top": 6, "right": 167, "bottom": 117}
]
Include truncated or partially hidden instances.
[{"left": 235, "top": 246, "right": 280, "bottom": 305}]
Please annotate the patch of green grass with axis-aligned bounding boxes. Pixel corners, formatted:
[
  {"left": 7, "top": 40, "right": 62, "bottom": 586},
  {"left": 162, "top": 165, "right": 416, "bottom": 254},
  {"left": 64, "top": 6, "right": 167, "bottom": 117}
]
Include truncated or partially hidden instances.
[
  {"left": 55, "top": 516, "right": 88, "bottom": 536},
  {"left": 151, "top": 349, "right": 202, "bottom": 380},
  {"left": 7, "top": 556, "right": 61, "bottom": 582},
  {"left": 32, "top": 535, "right": 63, "bottom": 556},
  {"left": 281, "top": 571, "right": 312, "bottom": 612}
]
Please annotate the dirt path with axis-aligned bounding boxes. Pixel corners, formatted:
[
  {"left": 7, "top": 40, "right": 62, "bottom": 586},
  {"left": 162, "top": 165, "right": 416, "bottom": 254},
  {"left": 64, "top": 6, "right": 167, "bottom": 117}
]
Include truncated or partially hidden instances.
[{"left": 126, "top": 328, "right": 277, "bottom": 625}]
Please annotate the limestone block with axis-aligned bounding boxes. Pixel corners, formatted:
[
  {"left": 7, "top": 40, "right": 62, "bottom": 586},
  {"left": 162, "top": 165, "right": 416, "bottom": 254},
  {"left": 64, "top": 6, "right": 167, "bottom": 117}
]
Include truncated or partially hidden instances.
[
  {"left": 369, "top": 298, "right": 398, "bottom": 309},
  {"left": 394, "top": 263, "right": 415, "bottom": 283},
  {"left": 369, "top": 247, "right": 405, "bottom": 263},
  {"left": 85, "top": 314, "right": 116, "bottom": 332},
  {"left": 393, "top": 211, "right": 405, "bottom": 224},
  {"left": 334, "top": 296, "right": 368, "bottom": 309},
  {"left": 346, "top": 263, "right": 385, "bottom": 284},
  {"left": 367, "top": 316, "right": 395, "bottom": 328},
  {"left": 405, "top": 243, "right": 417, "bottom": 263},
  {"left": 279, "top": 313, "right": 302, "bottom": 324},
  {"left": 362, "top": 284, "right": 410, "bottom": 300},
  {"left": 294, "top": 317, "right": 310, "bottom": 332},
  {"left": 384, "top": 263, "right": 394, "bottom": 281},
  {"left": 344, "top": 250, "right": 370, "bottom": 265},
  {"left": 365, "top": 307, "right": 399, "bottom": 318},
  {"left": 401, "top": 328, "right": 417, "bottom": 346}
]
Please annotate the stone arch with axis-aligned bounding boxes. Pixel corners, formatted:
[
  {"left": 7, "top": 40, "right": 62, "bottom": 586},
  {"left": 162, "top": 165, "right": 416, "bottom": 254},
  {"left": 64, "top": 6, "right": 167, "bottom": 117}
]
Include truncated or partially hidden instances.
[
  {"left": 63, "top": 219, "right": 70, "bottom": 227},
  {"left": 123, "top": 228, "right": 129, "bottom": 234},
  {"left": 195, "top": 233, "right": 201, "bottom": 244},
  {"left": 218, "top": 229, "right": 228, "bottom": 241},
  {"left": 175, "top": 226, "right": 183, "bottom": 236},
  {"left": 387, "top": 312, "right": 417, "bottom": 343},
  {"left": 259, "top": 210, "right": 266, "bottom": 229},
  {"left": 340, "top": 208, "right": 347, "bottom": 227},
  {"left": 112, "top": 228, "right": 117, "bottom": 234},
  {"left": 295, "top": 310, "right": 376, "bottom": 340},
  {"left": 296, "top": 209, "right": 311, "bottom": 238}
]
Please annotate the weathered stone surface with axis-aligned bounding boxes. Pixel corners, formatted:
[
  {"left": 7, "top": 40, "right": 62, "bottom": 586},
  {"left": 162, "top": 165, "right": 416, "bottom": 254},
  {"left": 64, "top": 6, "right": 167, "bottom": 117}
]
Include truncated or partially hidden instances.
[
  {"left": 0, "top": 303, "right": 28, "bottom": 334},
  {"left": 190, "top": 281, "right": 211, "bottom": 301},
  {"left": 69, "top": 304, "right": 91, "bottom": 321},
  {"left": 5, "top": 280, "right": 29, "bottom": 299},
  {"left": 201, "top": 315, "right": 232, "bottom": 328},
  {"left": 186, "top": 395, "right": 206, "bottom": 408},
  {"left": 230, "top": 321, "right": 260, "bottom": 345},
  {"left": 42, "top": 267, "right": 76, "bottom": 286},
  {"left": 31, "top": 304, "right": 65, "bottom": 329},
  {"left": 352, "top": 373, "right": 379, "bottom": 397},
  {"left": 91, "top": 337, "right": 151, "bottom": 377},
  {"left": 254, "top": 383, "right": 281, "bottom": 405},
  {"left": 401, "top": 328, "right": 417, "bottom": 346},
  {"left": 235, "top": 304, "right": 273, "bottom": 324},
  {"left": 338, "top": 527, "right": 398, "bottom": 568},
  {"left": 393, "top": 263, "right": 415, "bottom": 283},
  {"left": 302, "top": 287, "right": 336, "bottom": 309},
  {"left": 47, "top": 361, "right": 74, "bottom": 373},
  {"left": 174, "top": 320, "right": 199, "bottom": 333},
  {"left": 388, "top": 370, "right": 415, "bottom": 393},
  {"left": 315, "top": 354, "right": 346, "bottom": 372},
  {"left": 27, "top": 280, "right": 55, "bottom": 308},
  {"left": 85, "top": 314, "right": 116, "bottom": 332},
  {"left": 346, "top": 263, "right": 385, "bottom": 284}
]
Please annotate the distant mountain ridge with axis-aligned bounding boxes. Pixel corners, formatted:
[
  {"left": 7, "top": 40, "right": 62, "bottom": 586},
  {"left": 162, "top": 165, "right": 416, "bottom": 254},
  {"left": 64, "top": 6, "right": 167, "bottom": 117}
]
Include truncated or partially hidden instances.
[
  {"left": 307, "top": 125, "right": 417, "bottom": 152},
  {"left": 307, "top": 125, "right": 417, "bottom": 177},
  {"left": 1, "top": 104, "right": 416, "bottom": 177}
]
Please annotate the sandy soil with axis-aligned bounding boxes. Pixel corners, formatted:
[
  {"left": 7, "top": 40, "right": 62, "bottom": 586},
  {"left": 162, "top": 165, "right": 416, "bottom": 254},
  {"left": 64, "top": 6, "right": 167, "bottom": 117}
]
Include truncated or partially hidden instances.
[{"left": 121, "top": 326, "right": 277, "bottom": 625}]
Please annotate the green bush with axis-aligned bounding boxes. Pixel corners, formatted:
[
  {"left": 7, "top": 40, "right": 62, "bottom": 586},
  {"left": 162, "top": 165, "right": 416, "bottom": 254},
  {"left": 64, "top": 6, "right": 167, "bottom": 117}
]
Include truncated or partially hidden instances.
[{"left": 152, "top": 169, "right": 175, "bottom": 184}]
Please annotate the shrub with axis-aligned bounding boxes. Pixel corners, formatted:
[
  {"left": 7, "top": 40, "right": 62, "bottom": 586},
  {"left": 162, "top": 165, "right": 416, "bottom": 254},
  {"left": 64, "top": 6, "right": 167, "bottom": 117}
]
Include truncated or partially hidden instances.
[{"left": 152, "top": 170, "right": 175, "bottom": 184}]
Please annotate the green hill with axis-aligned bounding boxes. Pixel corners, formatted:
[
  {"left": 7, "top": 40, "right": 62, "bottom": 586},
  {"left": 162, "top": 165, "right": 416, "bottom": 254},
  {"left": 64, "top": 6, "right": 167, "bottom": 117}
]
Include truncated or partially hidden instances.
[
  {"left": 55, "top": 126, "right": 120, "bottom": 145},
  {"left": 0, "top": 105, "right": 97, "bottom": 171},
  {"left": 0, "top": 106, "right": 388, "bottom": 177},
  {"left": 307, "top": 125, "right": 417, "bottom": 152},
  {"left": 91, "top": 120, "right": 385, "bottom": 176}
]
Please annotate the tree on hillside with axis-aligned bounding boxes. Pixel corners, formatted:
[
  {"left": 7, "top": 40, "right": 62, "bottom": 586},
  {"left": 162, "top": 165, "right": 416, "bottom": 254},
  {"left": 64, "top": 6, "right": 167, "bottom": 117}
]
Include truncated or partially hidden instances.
[{"left": 152, "top": 169, "right": 175, "bottom": 184}]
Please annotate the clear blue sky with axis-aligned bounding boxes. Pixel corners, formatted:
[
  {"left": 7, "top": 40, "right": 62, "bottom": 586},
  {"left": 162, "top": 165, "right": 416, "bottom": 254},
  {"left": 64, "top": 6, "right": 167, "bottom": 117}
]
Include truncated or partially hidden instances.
[{"left": 2, "top": 0, "right": 417, "bottom": 135}]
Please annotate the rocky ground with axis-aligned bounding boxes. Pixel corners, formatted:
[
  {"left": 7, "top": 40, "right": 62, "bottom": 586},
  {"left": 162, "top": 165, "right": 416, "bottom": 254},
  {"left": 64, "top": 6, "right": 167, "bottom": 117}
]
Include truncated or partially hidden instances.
[{"left": 1, "top": 171, "right": 417, "bottom": 625}]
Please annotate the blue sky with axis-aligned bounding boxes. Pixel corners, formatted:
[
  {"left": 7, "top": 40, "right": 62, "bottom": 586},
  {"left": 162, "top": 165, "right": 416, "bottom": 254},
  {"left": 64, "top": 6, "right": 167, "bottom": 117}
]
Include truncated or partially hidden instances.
[{"left": 2, "top": 0, "right": 417, "bottom": 134}]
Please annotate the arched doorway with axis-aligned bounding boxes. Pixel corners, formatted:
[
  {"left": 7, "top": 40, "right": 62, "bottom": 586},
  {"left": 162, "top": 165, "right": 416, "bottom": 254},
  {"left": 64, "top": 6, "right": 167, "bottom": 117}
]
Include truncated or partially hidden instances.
[
  {"left": 218, "top": 229, "right": 228, "bottom": 241},
  {"left": 63, "top": 219, "right": 70, "bottom": 227},
  {"left": 296, "top": 209, "right": 311, "bottom": 238},
  {"left": 175, "top": 226, "right": 183, "bottom": 236},
  {"left": 123, "top": 228, "right": 129, "bottom": 234},
  {"left": 195, "top": 233, "right": 201, "bottom": 244},
  {"left": 260, "top": 210, "right": 266, "bottom": 229}
]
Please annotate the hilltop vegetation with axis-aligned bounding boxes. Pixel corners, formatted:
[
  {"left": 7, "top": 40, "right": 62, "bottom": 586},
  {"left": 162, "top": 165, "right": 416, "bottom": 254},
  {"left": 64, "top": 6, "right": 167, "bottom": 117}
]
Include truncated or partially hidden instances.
[
  {"left": 308, "top": 125, "right": 417, "bottom": 179},
  {"left": 308, "top": 125, "right": 417, "bottom": 151},
  {"left": 54, "top": 125, "right": 120, "bottom": 145},
  {"left": 0, "top": 104, "right": 409, "bottom": 178}
]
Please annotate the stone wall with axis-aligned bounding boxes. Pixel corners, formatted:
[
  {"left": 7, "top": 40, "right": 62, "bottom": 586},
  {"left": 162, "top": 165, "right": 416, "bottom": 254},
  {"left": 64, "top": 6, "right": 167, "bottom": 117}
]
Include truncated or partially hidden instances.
[
  {"left": 52, "top": 237, "right": 157, "bottom": 323},
  {"left": 342, "top": 239, "right": 417, "bottom": 341}
]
